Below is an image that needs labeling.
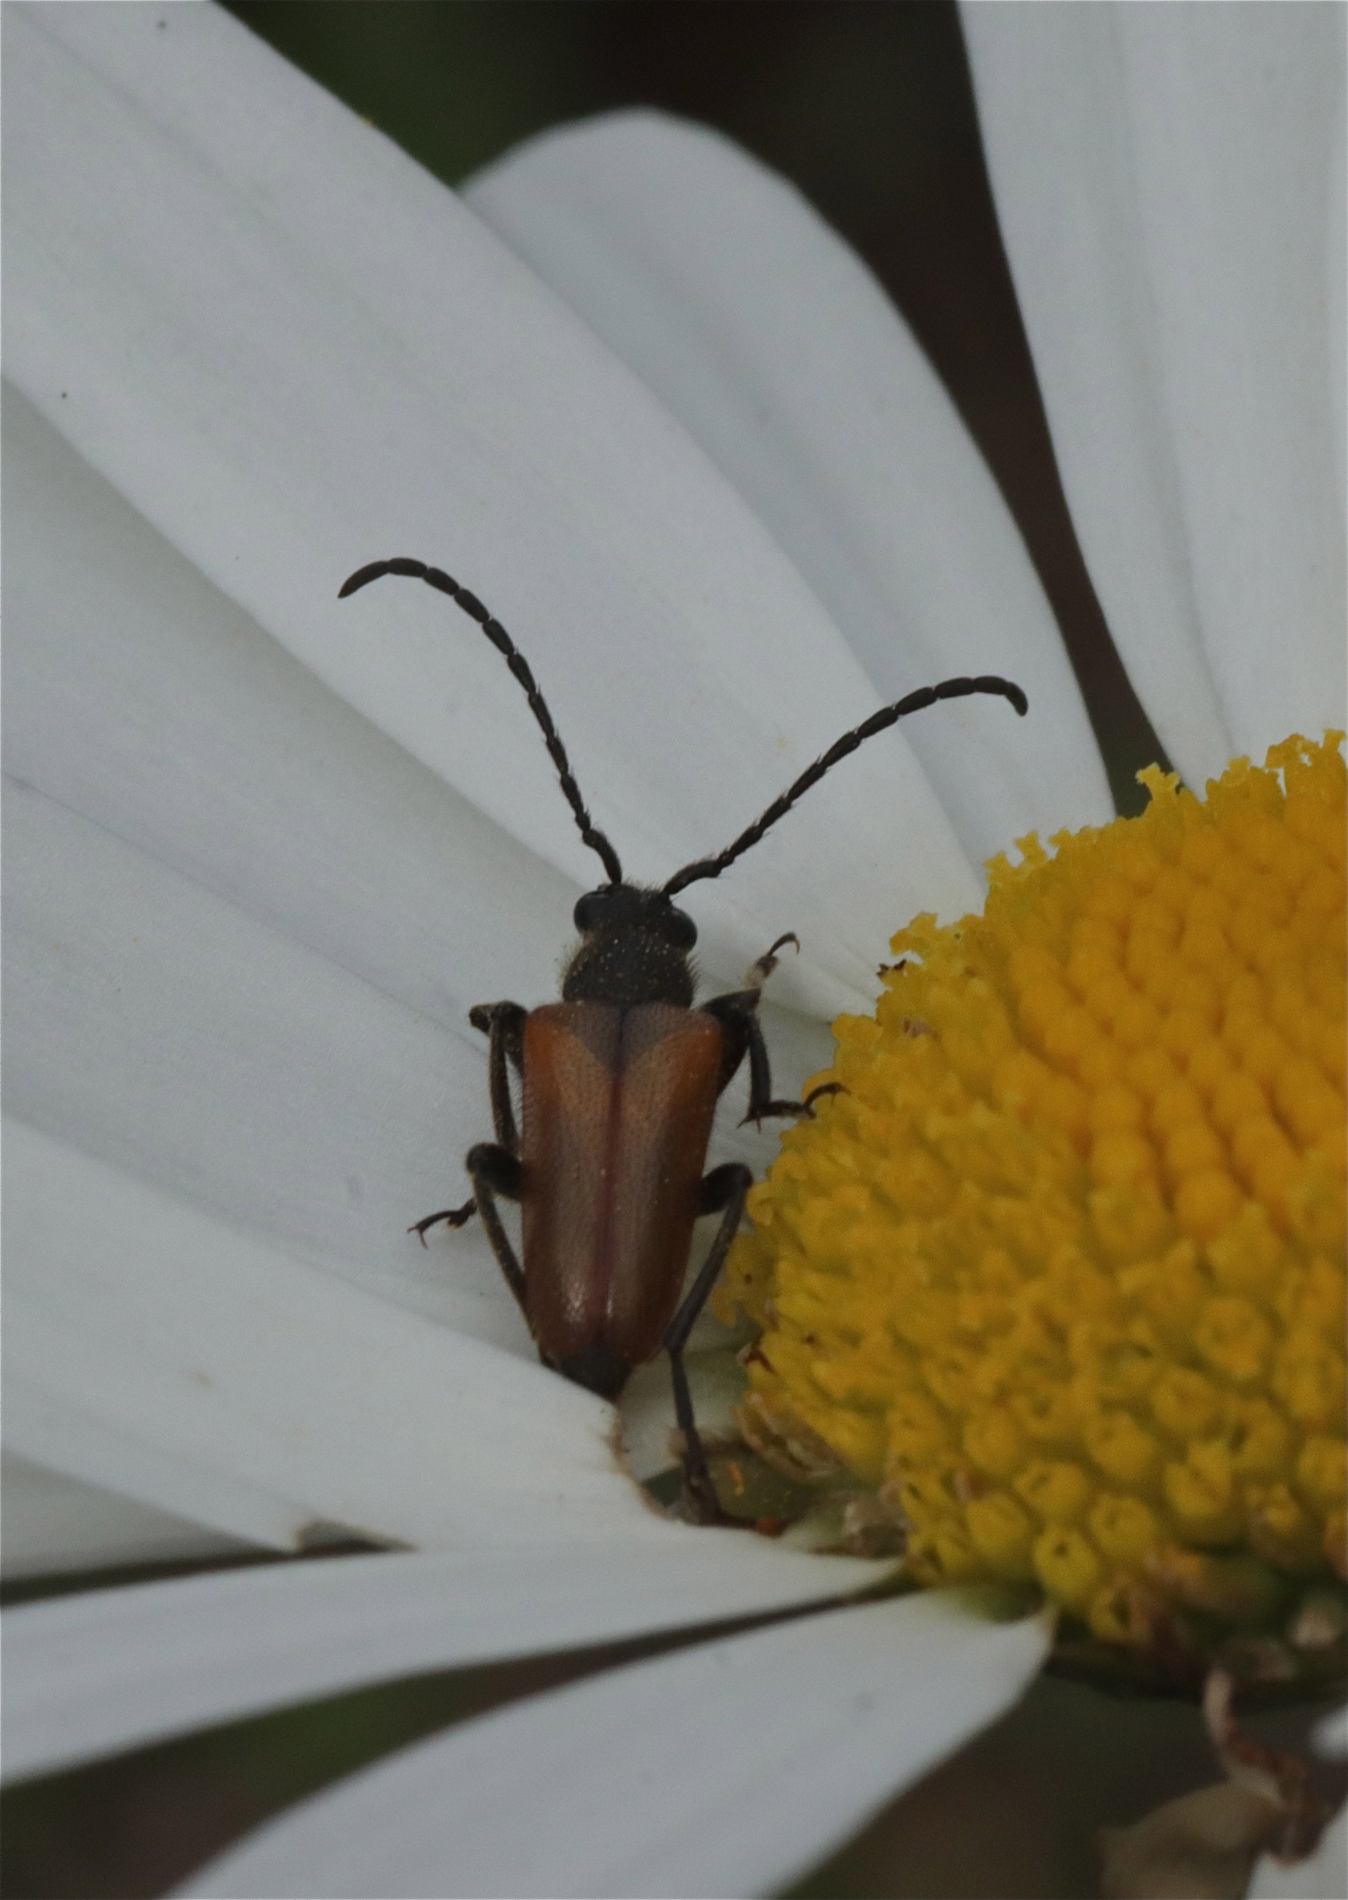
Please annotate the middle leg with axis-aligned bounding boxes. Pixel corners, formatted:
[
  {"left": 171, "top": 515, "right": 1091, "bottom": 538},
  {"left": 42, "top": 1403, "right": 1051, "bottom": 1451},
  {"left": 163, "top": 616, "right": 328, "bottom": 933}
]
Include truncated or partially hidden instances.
[{"left": 410, "top": 1001, "right": 526, "bottom": 1243}]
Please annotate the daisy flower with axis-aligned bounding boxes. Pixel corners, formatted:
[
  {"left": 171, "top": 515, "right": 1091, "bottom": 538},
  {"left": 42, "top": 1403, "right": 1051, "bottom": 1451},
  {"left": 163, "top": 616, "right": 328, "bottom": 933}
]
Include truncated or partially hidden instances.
[{"left": 3, "top": 4, "right": 1342, "bottom": 1896}]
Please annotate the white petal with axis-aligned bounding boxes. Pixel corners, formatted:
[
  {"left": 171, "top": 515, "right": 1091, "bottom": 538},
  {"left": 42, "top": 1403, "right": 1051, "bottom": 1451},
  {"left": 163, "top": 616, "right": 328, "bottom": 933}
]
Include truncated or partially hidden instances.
[
  {"left": 4, "top": 774, "right": 523, "bottom": 1338},
  {"left": 1248, "top": 1803, "right": 1347, "bottom": 1900},
  {"left": 1, "top": 197, "right": 831, "bottom": 1543},
  {"left": 965, "top": 4, "right": 1346, "bottom": 783},
  {"left": 467, "top": 110, "right": 1113, "bottom": 865},
  {"left": 4, "top": 382, "right": 580, "bottom": 1042},
  {"left": 177, "top": 1592, "right": 1050, "bottom": 1899},
  {"left": 3, "top": 386, "right": 578, "bottom": 1336},
  {"left": 2, "top": 1539, "right": 888, "bottom": 1783},
  {"left": 9, "top": 1, "right": 982, "bottom": 1017},
  {"left": 3, "top": 1116, "right": 658, "bottom": 1547},
  {"left": 1, "top": 1454, "right": 252, "bottom": 1583}
]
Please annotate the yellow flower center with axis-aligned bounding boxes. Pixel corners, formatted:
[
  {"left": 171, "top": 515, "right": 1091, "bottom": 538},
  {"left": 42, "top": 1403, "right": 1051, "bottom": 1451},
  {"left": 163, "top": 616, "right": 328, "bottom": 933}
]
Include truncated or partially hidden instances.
[{"left": 721, "top": 736, "right": 1346, "bottom": 1651}]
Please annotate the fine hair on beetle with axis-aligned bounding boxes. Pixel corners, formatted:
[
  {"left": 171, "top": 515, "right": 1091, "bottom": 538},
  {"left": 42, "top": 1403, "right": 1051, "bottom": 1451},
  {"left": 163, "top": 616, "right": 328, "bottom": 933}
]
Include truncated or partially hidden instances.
[{"left": 340, "top": 555, "right": 1027, "bottom": 1521}]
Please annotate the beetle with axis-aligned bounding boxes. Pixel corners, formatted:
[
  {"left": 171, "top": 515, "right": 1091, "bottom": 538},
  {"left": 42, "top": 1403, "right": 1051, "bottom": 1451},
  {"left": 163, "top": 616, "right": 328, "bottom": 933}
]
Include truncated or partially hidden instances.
[{"left": 340, "top": 555, "right": 1026, "bottom": 1519}]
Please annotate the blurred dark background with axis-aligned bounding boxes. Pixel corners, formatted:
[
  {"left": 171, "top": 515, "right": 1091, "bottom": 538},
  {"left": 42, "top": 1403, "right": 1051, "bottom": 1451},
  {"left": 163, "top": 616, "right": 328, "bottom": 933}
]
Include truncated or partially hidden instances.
[
  {"left": 225, "top": 0, "right": 1164, "bottom": 810},
  {"left": 5, "top": 8, "right": 1182, "bottom": 1898}
]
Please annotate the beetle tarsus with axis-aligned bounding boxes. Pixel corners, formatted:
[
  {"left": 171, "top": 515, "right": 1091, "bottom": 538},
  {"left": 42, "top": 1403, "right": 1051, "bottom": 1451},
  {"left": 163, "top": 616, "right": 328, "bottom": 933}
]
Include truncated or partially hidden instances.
[
  {"left": 409, "top": 1198, "right": 478, "bottom": 1244},
  {"left": 745, "top": 930, "right": 800, "bottom": 991},
  {"left": 680, "top": 1449, "right": 732, "bottom": 1527},
  {"left": 740, "top": 1100, "right": 806, "bottom": 1127},
  {"left": 740, "top": 1079, "right": 845, "bottom": 1128},
  {"left": 667, "top": 1352, "right": 735, "bottom": 1527}
]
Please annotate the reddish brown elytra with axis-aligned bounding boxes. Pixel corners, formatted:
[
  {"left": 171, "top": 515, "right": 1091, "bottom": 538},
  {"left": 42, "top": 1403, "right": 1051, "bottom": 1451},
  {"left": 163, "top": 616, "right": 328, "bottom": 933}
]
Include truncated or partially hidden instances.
[{"left": 340, "top": 557, "right": 1027, "bottom": 1520}]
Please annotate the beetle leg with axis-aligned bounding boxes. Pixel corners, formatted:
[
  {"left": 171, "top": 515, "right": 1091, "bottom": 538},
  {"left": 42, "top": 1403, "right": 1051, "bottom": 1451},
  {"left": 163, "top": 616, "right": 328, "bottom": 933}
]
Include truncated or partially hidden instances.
[
  {"left": 463, "top": 1141, "right": 529, "bottom": 1320},
  {"left": 409, "top": 1002, "right": 525, "bottom": 1245},
  {"left": 744, "top": 930, "right": 799, "bottom": 991},
  {"left": 468, "top": 1002, "right": 527, "bottom": 1153},
  {"left": 704, "top": 934, "right": 829, "bottom": 1122},
  {"left": 704, "top": 990, "right": 841, "bottom": 1126},
  {"left": 701, "top": 932, "right": 796, "bottom": 1095},
  {"left": 739, "top": 1005, "right": 804, "bottom": 1123},
  {"left": 409, "top": 1196, "right": 478, "bottom": 1243},
  {"left": 664, "top": 1161, "right": 754, "bottom": 1524},
  {"left": 410, "top": 1141, "right": 528, "bottom": 1322}
]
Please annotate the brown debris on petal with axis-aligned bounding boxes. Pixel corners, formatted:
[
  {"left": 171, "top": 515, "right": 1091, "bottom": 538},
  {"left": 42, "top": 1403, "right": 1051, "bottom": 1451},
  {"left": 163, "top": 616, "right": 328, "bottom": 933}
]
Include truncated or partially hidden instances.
[
  {"left": 1203, "top": 1668, "right": 1327, "bottom": 1862},
  {"left": 734, "top": 1389, "right": 849, "bottom": 1482},
  {"left": 1099, "top": 1669, "right": 1337, "bottom": 1898},
  {"left": 1288, "top": 1590, "right": 1348, "bottom": 1654},
  {"left": 839, "top": 1492, "right": 910, "bottom": 1559},
  {"left": 1099, "top": 1782, "right": 1286, "bottom": 1899}
]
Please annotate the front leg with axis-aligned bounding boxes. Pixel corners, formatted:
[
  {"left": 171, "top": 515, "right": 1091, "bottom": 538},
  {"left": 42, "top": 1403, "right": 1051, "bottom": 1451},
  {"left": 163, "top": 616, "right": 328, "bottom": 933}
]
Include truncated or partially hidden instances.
[
  {"left": 702, "top": 936, "right": 841, "bottom": 1125},
  {"left": 469, "top": 1001, "right": 527, "bottom": 1153}
]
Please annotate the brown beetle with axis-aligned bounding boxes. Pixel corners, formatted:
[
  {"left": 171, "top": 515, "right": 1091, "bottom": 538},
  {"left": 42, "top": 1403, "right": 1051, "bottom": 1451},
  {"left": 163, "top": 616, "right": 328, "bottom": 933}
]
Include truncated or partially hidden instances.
[{"left": 341, "top": 557, "right": 1026, "bottom": 1518}]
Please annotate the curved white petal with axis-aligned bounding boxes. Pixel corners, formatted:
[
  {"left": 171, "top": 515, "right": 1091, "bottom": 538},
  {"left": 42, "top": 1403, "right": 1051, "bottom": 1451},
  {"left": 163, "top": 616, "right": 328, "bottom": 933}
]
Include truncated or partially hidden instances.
[
  {"left": 4, "top": 384, "right": 580, "bottom": 1039},
  {"left": 8, "top": 1, "right": 985, "bottom": 1019},
  {"left": 1, "top": 1455, "right": 252, "bottom": 1583},
  {"left": 3, "top": 388, "right": 571, "bottom": 1332},
  {"left": 3, "top": 1117, "right": 654, "bottom": 1548},
  {"left": 1247, "top": 1706, "right": 1348, "bottom": 1898},
  {"left": 965, "top": 4, "right": 1346, "bottom": 783},
  {"left": 4, "top": 778, "right": 522, "bottom": 1336},
  {"left": 1248, "top": 1804, "right": 1347, "bottom": 1900},
  {"left": 4, "top": 359, "right": 833, "bottom": 1501},
  {"left": 2, "top": 1540, "right": 888, "bottom": 1783},
  {"left": 467, "top": 110, "right": 1112, "bottom": 865},
  {"left": 177, "top": 1592, "right": 1050, "bottom": 1900}
]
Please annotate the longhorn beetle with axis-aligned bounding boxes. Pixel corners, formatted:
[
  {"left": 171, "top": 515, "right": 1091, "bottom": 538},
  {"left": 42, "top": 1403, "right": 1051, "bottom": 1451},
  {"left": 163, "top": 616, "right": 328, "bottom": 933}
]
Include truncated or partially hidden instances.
[{"left": 340, "top": 556, "right": 1027, "bottom": 1520}]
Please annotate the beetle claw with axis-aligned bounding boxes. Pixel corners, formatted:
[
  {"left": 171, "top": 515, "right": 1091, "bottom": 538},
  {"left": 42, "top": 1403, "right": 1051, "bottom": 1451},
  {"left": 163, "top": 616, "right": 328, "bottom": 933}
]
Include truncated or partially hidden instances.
[
  {"left": 739, "top": 1087, "right": 838, "bottom": 1128},
  {"left": 409, "top": 1197, "right": 478, "bottom": 1245},
  {"left": 743, "top": 930, "right": 800, "bottom": 993}
]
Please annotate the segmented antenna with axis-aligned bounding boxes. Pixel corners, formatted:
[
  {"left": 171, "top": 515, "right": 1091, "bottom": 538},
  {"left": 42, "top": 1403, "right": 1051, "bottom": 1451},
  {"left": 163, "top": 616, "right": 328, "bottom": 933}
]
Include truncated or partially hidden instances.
[
  {"left": 339, "top": 559, "right": 624, "bottom": 887},
  {"left": 663, "top": 674, "right": 1028, "bottom": 897}
]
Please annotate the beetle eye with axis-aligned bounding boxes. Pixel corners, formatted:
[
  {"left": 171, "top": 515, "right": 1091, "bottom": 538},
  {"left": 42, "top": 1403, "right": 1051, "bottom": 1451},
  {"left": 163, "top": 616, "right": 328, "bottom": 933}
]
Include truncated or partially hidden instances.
[
  {"left": 664, "top": 907, "right": 697, "bottom": 950},
  {"left": 573, "top": 890, "right": 610, "bottom": 934}
]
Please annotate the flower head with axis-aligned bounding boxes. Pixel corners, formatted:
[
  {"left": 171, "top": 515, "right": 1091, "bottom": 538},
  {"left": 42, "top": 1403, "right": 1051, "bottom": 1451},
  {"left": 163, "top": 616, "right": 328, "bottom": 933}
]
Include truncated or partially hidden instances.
[
  {"left": 725, "top": 736, "right": 1347, "bottom": 1671},
  {"left": 4, "top": 2, "right": 1344, "bottom": 1895}
]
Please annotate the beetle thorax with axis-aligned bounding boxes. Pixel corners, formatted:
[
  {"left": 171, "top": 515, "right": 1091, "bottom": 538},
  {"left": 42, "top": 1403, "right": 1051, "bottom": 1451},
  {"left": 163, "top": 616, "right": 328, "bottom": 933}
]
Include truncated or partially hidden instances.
[{"left": 561, "top": 923, "right": 696, "bottom": 1009}]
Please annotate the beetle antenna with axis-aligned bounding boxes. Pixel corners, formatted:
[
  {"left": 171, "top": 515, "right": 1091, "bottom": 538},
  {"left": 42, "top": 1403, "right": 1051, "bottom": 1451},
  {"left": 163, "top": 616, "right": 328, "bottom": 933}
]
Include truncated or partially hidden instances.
[
  {"left": 663, "top": 675, "right": 1028, "bottom": 897},
  {"left": 340, "top": 559, "right": 624, "bottom": 886}
]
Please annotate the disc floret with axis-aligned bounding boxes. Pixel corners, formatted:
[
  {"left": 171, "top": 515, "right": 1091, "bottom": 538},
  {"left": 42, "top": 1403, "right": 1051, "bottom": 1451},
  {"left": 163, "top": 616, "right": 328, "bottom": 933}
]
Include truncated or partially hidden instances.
[{"left": 722, "top": 736, "right": 1346, "bottom": 1659}]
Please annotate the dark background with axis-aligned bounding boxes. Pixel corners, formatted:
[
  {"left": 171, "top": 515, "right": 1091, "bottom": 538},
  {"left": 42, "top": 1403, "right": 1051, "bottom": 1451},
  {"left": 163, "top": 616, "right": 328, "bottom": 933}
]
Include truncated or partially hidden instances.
[{"left": 4, "top": 8, "right": 1191, "bottom": 1898}]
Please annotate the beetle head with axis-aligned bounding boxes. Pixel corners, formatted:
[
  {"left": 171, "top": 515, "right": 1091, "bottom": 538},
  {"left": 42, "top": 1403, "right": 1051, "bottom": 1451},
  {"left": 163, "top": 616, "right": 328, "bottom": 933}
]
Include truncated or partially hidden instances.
[
  {"left": 563, "top": 884, "right": 698, "bottom": 1007},
  {"left": 572, "top": 884, "right": 697, "bottom": 949}
]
